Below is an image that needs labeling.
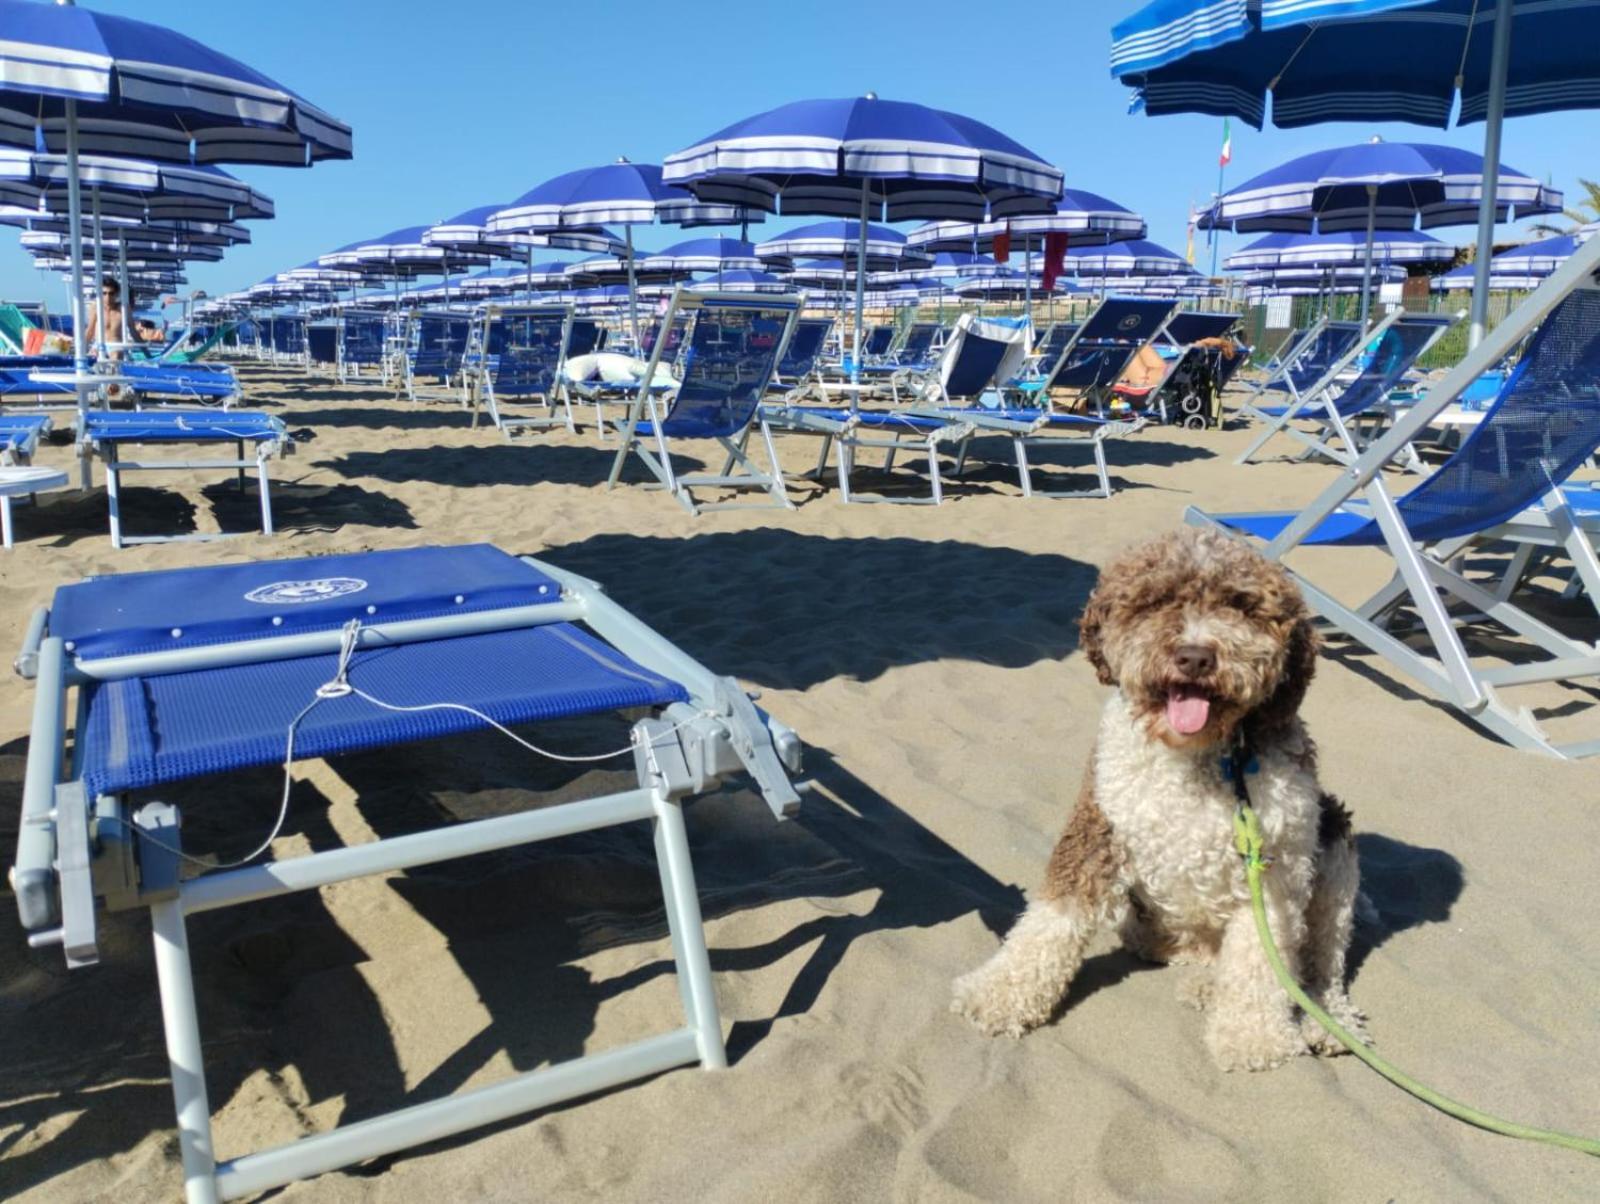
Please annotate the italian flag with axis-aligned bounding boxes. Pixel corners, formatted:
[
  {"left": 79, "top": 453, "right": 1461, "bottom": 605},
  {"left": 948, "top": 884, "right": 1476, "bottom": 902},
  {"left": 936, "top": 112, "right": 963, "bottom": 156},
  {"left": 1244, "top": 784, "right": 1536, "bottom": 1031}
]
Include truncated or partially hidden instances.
[{"left": 1219, "top": 119, "right": 1233, "bottom": 167}]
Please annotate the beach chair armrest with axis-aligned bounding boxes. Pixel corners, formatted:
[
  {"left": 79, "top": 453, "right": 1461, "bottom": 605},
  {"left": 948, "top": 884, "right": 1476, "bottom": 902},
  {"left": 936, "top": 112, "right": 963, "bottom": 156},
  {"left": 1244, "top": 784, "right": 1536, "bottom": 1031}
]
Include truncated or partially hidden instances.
[{"left": 15, "top": 605, "right": 48, "bottom": 679}]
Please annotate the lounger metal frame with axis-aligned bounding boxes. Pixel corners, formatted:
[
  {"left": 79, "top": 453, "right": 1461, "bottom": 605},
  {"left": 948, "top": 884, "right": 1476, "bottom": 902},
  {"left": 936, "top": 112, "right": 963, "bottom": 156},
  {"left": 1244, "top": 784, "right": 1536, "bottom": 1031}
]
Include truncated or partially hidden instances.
[
  {"left": 78, "top": 413, "right": 287, "bottom": 549},
  {"left": 11, "top": 554, "right": 805, "bottom": 1203},
  {"left": 470, "top": 302, "right": 590, "bottom": 436},
  {"left": 1187, "top": 234, "right": 1600, "bottom": 759}
]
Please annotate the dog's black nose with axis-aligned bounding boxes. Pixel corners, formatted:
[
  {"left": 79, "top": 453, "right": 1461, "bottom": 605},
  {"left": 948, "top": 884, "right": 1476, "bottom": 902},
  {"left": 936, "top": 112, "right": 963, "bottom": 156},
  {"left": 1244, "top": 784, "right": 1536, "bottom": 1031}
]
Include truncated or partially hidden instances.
[{"left": 1174, "top": 644, "right": 1216, "bottom": 679}]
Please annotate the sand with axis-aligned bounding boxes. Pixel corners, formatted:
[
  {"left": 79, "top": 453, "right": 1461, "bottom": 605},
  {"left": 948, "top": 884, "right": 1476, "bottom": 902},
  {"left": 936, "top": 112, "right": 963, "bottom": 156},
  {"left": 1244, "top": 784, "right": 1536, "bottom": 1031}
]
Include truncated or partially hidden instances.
[{"left": 2, "top": 363, "right": 1597, "bottom": 1203}]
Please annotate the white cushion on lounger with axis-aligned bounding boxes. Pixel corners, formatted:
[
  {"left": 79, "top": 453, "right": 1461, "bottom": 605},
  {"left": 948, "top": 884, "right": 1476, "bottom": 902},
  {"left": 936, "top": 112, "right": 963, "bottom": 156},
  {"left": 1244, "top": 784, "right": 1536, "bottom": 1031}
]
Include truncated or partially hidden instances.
[{"left": 565, "top": 352, "right": 676, "bottom": 387}]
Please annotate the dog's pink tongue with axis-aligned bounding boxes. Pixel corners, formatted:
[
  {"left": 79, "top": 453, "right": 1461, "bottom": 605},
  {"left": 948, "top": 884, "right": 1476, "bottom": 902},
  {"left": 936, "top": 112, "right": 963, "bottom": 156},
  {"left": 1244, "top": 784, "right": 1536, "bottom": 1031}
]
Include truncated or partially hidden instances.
[{"left": 1166, "top": 686, "right": 1211, "bottom": 735}]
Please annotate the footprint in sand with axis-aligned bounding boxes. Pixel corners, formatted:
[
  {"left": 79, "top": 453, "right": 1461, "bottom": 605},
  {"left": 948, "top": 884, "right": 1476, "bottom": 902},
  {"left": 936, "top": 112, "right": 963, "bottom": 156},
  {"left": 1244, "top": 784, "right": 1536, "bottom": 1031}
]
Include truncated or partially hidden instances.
[{"left": 839, "top": 1061, "right": 930, "bottom": 1139}]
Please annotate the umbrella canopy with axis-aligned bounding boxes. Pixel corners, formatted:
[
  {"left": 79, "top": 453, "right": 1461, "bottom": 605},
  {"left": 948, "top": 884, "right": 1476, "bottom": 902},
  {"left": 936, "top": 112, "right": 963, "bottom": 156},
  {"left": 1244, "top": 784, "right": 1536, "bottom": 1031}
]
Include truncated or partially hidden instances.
[
  {"left": 321, "top": 225, "right": 493, "bottom": 279},
  {"left": 689, "top": 269, "right": 796, "bottom": 294},
  {"left": 20, "top": 230, "right": 223, "bottom": 263},
  {"left": 561, "top": 254, "right": 684, "bottom": 287},
  {"left": 954, "top": 268, "right": 1081, "bottom": 300},
  {"left": 1431, "top": 233, "right": 1584, "bottom": 290},
  {"left": 664, "top": 93, "right": 1062, "bottom": 221},
  {"left": 1111, "top": 0, "right": 1600, "bottom": 129},
  {"left": 1109, "top": 0, "right": 1596, "bottom": 344},
  {"left": 0, "top": 0, "right": 351, "bottom": 165},
  {"left": 640, "top": 236, "right": 776, "bottom": 274},
  {"left": 1053, "top": 238, "right": 1191, "bottom": 277},
  {"left": 1431, "top": 264, "right": 1546, "bottom": 291},
  {"left": 1235, "top": 265, "right": 1408, "bottom": 291},
  {"left": 0, "top": 147, "right": 274, "bottom": 222},
  {"left": 665, "top": 92, "right": 1061, "bottom": 382},
  {"left": 1225, "top": 229, "right": 1456, "bottom": 271},
  {"left": 777, "top": 258, "right": 860, "bottom": 287},
  {"left": 421, "top": 203, "right": 624, "bottom": 258},
  {"left": 1200, "top": 140, "right": 1560, "bottom": 233},
  {"left": 876, "top": 251, "right": 1003, "bottom": 283},
  {"left": 909, "top": 188, "right": 1147, "bottom": 253},
  {"left": 754, "top": 221, "right": 928, "bottom": 272}
]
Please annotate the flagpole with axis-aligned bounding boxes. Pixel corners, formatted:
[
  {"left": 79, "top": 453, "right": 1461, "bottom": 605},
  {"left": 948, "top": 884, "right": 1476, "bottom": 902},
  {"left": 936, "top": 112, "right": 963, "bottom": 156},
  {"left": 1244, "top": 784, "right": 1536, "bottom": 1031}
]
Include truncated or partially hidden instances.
[{"left": 1210, "top": 120, "right": 1231, "bottom": 278}]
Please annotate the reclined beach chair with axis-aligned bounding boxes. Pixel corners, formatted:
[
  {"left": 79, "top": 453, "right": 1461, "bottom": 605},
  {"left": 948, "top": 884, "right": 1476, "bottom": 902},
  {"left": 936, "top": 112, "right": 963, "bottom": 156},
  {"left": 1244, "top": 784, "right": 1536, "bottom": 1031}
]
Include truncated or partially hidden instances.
[
  {"left": 1187, "top": 234, "right": 1600, "bottom": 758},
  {"left": 1234, "top": 312, "right": 1456, "bottom": 467},
  {"left": 77, "top": 409, "right": 288, "bottom": 548},
  {"left": 1013, "top": 297, "right": 1178, "bottom": 415},
  {"left": 1232, "top": 318, "right": 1366, "bottom": 424},
  {"left": 1108, "top": 311, "right": 1243, "bottom": 426},
  {"left": 403, "top": 312, "right": 473, "bottom": 401},
  {"left": 147, "top": 322, "right": 239, "bottom": 367},
  {"left": 770, "top": 317, "right": 834, "bottom": 392},
  {"left": 307, "top": 323, "right": 338, "bottom": 370},
  {"left": 10, "top": 542, "right": 804, "bottom": 1202},
  {"left": 608, "top": 289, "right": 800, "bottom": 514},
  {"left": 337, "top": 311, "right": 387, "bottom": 382},
  {"left": 473, "top": 303, "right": 599, "bottom": 435}
]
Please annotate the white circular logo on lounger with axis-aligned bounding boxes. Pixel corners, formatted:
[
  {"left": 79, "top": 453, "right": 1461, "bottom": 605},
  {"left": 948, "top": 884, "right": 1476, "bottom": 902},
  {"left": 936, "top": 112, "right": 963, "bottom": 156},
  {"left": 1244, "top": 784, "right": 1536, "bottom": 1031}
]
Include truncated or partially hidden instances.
[
  {"left": 244, "top": 577, "right": 368, "bottom": 605},
  {"left": 1118, "top": 315, "right": 1143, "bottom": 332}
]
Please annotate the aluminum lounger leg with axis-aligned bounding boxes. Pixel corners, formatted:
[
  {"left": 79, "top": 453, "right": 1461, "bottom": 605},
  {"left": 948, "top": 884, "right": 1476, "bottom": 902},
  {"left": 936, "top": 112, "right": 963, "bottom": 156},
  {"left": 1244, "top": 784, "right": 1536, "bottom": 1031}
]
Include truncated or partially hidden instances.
[
  {"left": 757, "top": 420, "right": 794, "bottom": 509},
  {"left": 927, "top": 436, "right": 944, "bottom": 506},
  {"left": 257, "top": 449, "right": 274, "bottom": 536},
  {"left": 653, "top": 795, "right": 727, "bottom": 1068},
  {"left": 235, "top": 441, "right": 245, "bottom": 492},
  {"left": 1012, "top": 435, "right": 1033, "bottom": 498},
  {"left": 103, "top": 444, "right": 123, "bottom": 550},
  {"left": 1, "top": 496, "right": 11, "bottom": 549},
  {"left": 151, "top": 896, "right": 221, "bottom": 1204}
]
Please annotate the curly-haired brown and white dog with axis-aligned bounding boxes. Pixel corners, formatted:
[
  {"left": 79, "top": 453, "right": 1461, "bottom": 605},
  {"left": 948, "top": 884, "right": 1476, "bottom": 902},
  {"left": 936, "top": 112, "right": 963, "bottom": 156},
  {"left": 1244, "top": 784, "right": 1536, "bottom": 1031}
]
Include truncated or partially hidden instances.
[{"left": 952, "top": 527, "right": 1365, "bottom": 1071}]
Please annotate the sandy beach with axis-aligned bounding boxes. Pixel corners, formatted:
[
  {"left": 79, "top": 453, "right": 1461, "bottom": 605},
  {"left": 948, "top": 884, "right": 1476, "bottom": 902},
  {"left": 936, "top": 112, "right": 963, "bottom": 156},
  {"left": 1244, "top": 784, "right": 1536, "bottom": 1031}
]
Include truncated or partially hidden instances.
[{"left": 2, "top": 364, "right": 1597, "bottom": 1202}]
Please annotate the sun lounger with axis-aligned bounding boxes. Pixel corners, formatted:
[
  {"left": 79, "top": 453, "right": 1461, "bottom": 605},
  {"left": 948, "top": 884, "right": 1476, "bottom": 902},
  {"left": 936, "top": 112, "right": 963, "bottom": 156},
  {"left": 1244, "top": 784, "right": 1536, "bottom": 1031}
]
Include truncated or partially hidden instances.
[
  {"left": 1233, "top": 318, "right": 1363, "bottom": 415},
  {"left": 9, "top": 542, "right": 804, "bottom": 1202},
  {"left": 608, "top": 288, "right": 800, "bottom": 514},
  {"left": 768, "top": 317, "right": 834, "bottom": 394},
  {"left": 403, "top": 311, "right": 474, "bottom": 400},
  {"left": 77, "top": 409, "right": 288, "bottom": 548},
  {"left": 471, "top": 303, "right": 599, "bottom": 435},
  {"left": 0, "top": 413, "right": 57, "bottom": 548},
  {"left": 1187, "top": 234, "right": 1600, "bottom": 758},
  {"left": 1012, "top": 296, "right": 1178, "bottom": 415},
  {"left": 336, "top": 311, "right": 387, "bottom": 381},
  {"left": 1108, "top": 311, "right": 1243, "bottom": 426}
]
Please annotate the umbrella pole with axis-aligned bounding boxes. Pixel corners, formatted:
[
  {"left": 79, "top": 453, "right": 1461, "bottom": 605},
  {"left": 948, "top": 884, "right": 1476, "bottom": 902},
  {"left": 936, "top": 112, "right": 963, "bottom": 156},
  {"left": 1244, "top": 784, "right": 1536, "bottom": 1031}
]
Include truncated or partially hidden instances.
[
  {"left": 118, "top": 232, "right": 129, "bottom": 342},
  {"left": 624, "top": 225, "right": 641, "bottom": 350},
  {"left": 1358, "top": 184, "right": 1377, "bottom": 330},
  {"left": 526, "top": 245, "right": 535, "bottom": 302},
  {"left": 90, "top": 189, "right": 106, "bottom": 358},
  {"left": 852, "top": 182, "right": 869, "bottom": 397},
  {"left": 61, "top": 98, "right": 93, "bottom": 486},
  {"left": 1469, "top": 0, "right": 1514, "bottom": 350},
  {"left": 1022, "top": 232, "right": 1032, "bottom": 328}
]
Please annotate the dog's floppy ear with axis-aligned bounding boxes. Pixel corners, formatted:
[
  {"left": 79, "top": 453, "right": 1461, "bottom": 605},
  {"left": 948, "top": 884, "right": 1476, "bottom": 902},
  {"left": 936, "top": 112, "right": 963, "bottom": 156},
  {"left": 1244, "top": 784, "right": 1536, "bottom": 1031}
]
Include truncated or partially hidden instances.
[
  {"left": 1250, "top": 615, "right": 1320, "bottom": 733},
  {"left": 1078, "top": 587, "right": 1117, "bottom": 686}
]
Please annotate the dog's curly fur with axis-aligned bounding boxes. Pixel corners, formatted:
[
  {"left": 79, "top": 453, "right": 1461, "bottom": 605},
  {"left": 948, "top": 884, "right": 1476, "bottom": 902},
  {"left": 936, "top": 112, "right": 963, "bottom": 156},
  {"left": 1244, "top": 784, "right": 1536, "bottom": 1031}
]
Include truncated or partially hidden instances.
[{"left": 952, "top": 527, "right": 1365, "bottom": 1071}]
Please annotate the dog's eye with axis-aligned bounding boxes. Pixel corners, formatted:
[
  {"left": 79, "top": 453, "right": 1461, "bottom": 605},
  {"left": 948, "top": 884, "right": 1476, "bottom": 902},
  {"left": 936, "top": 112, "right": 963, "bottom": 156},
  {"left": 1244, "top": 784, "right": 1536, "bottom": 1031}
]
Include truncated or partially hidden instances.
[{"left": 1228, "top": 592, "right": 1256, "bottom": 613}]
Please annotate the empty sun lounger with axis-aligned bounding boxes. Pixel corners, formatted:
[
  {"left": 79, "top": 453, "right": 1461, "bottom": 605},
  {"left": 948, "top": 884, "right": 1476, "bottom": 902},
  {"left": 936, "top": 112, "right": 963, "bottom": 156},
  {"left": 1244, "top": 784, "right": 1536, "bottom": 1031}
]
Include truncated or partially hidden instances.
[
  {"left": 1234, "top": 311, "right": 1456, "bottom": 466},
  {"left": 10, "top": 543, "right": 804, "bottom": 1202},
  {"left": 470, "top": 303, "right": 599, "bottom": 435},
  {"left": 771, "top": 317, "right": 833, "bottom": 392},
  {"left": 608, "top": 289, "right": 801, "bottom": 514},
  {"left": 77, "top": 409, "right": 288, "bottom": 548},
  {"left": 1188, "top": 234, "right": 1600, "bottom": 758},
  {"left": 1, "top": 413, "right": 57, "bottom": 548}
]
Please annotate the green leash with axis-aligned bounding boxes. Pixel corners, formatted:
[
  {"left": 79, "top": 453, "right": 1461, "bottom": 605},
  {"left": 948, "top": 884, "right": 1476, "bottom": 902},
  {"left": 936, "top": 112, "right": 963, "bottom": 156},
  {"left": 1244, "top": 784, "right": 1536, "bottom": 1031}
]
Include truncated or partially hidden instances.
[{"left": 1229, "top": 771, "right": 1600, "bottom": 1158}]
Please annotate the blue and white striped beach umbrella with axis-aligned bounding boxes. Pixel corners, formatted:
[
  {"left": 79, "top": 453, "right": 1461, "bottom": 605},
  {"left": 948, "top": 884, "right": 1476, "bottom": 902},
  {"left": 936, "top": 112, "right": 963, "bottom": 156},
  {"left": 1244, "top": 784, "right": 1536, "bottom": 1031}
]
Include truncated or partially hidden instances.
[
  {"left": 422, "top": 203, "right": 625, "bottom": 259},
  {"left": 1431, "top": 232, "right": 1583, "bottom": 291},
  {"left": 640, "top": 236, "right": 776, "bottom": 275},
  {"left": 561, "top": 254, "right": 685, "bottom": 287},
  {"left": 754, "top": 221, "right": 928, "bottom": 272},
  {"left": 20, "top": 229, "right": 222, "bottom": 263},
  {"left": 1051, "top": 238, "right": 1193, "bottom": 277},
  {"left": 665, "top": 93, "right": 1062, "bottom": 382},
  {"left": 908, "top": 188, "right": 1147, "bottom": 253},
  {"left": 1201, "top": 138, "right": 1557, "bottom": 324},
  {"left": 1224, "top": 229, "right": 1455, "bottom": 271},
  {"left": 875, "top": 251, "right": 1004, "bottom": 284},
  {"left": 1109, "top": 0, "right": 1599, "bottom": 343},
  {"left": 688, "top": 269, "right": 797, "bottom": 295},
  {"left": 0, "top": 1, "right": 348, "bottom": 429}
]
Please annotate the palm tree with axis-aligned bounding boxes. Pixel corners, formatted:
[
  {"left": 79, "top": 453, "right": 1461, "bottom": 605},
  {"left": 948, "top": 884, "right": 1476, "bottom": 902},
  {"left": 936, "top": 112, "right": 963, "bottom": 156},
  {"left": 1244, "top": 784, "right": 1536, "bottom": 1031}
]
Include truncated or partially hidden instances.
[{"left": 1528, "top": 178, "right": 1600, "bottom": 238}]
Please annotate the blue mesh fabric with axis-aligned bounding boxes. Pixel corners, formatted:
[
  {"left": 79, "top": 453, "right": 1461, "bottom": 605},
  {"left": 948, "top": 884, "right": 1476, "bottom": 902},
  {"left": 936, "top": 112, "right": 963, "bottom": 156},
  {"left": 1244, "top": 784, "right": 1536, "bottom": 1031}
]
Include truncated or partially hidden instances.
[
  {"left": 900, "top": 324, "right": 938, "bottom": 363},
  {"left": 1076, "top": 298, "right": 1175, "bottom": 343},
  {"left": 945, "top": 333, "right": 1009, "bottom": 400},
  {"left": 1034, "top": 323, "right": 1079, "bottom": 365},
  {"left": 658, "top": 303, "right": 794, "bottom": 439},
  {"left": 76, "top": 624, "right": 691, "bottom": 797},
  {"left": 268, "top": 318, "right": 307, "bottom": 355},
  {"left": 52, "top": 544, "right": 564, "bottom": 660},
  {"left": 1319, "top": 316, "right": 1454, "bottom": 419},
  {"left": 779, "top": 319, "right": 832, "bottom": 378},
  {"left": 1164, "top": 313, "right": 1239, "bottom": 345},
  {"left": 307, "top": 326, "right": 337, "bottom": 365},
  {"left": 341, "top": 315, "right": 386, "bottom": 364},
  {"left": 864, "top": 327, "right": 894, "bottom": 357},
  {"left": 414, "top": 314, "right": 471, "bottom": 379},
  {"left": 1270, "top": 322, "right": 1363, "bottom": 394},
  {"left": 83, "top": 410, "right": 280, "bottom": 443},
  {"left": 641, "top": 316, "right": 690, "bottom": 362},
  {"left": 119, "top": 363, "right": 238, "bottom": 400},
  {"left": 568, "top": 320, "right": 602, "bottom": 359},
  {"left": 1220, "top": 287, "right": 1600, "bottom": 547},
  {"left": 486, "top": 308, "right": 568, "bottom": 397},
  {"left": 0, "top": 414, "right": 49, "bottom": 452},
  {"left": 1049, "top": 345, "right": 1139, "bottom": 392}
]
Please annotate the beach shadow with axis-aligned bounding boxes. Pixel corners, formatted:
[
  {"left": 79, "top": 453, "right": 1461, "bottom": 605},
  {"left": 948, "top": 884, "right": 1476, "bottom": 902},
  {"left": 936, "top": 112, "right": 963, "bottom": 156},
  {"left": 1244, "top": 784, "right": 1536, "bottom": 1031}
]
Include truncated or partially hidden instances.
[
  {"left": 317, "top": 443, "right": 708, "bottom": 490},
  {"left": 9, "top": 485, "right": 197, "bottom": 547},
  {"left": 540, "top": 529, "right": 1096, "bottom": 690},
  {"left": 201, "top": 478, "right": 418, "bottom": 534},
  {"left": 1347, "top": 832, "right": 1463, "bottom": 978},
  {"left": 0, "top": 759, "right": 407, "bottom": 1200}
]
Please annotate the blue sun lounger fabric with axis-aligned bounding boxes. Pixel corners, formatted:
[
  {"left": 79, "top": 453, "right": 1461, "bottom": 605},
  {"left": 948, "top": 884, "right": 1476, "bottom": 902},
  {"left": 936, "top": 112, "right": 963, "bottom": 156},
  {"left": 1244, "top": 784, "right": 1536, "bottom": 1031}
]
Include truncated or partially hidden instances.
[{"left": 12, "top": 542, "right": 804, "bottom": 1201}]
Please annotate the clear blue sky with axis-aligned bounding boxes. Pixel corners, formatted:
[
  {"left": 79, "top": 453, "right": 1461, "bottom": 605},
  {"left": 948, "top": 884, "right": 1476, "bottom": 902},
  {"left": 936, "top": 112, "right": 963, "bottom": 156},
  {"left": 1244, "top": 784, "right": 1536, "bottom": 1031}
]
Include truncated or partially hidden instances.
[{"left": 2, "top": 0, "right": 1594, "bottom": 306}]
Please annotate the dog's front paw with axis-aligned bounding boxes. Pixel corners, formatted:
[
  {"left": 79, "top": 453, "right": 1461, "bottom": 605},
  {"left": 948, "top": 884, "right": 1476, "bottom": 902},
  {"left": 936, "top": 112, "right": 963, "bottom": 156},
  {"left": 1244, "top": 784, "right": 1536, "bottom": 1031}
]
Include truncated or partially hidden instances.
[
  {"left": 950, "top": 960, "right": 1050, "bottom": 1038},
  {"left": 1174, "top": 971, "right": 1213, "bottom": 1012},
  {"left": 1205, "top": 1019, "right": 1308, "bottom": 1072},
  {"left": 1301, "top": 993, "right": 1368, "bottom": 1056}
]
